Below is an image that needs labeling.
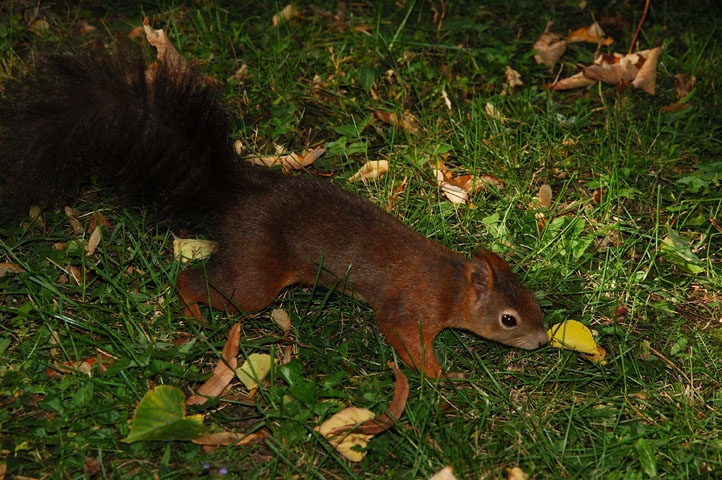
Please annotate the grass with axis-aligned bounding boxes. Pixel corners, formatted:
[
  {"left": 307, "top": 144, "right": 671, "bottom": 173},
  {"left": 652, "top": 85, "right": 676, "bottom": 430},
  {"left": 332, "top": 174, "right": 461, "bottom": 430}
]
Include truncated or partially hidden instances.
[{"left": 1, "top": 0, "right": 721, "bottom": 478}]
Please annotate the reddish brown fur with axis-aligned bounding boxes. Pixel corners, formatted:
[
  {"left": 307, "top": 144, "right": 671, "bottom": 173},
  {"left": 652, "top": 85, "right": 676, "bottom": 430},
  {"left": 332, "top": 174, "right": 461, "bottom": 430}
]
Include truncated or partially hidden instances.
[{"left": 178, "top": 168, "right": 549, "bottom": 378}]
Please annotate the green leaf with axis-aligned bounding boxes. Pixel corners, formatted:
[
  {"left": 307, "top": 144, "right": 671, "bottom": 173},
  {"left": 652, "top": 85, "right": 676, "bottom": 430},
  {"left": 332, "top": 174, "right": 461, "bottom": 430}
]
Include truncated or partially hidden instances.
[
  {"left": 359, "top": 65, "right": 376, "bottom": 92},
  {"left": 660, "top": 228, "right": 705, "bottom": 275},
  {"left": 635, "top": 437, "right": 658, "bottom": 477},
  {"left": 122, "top": 385, "right": 209, "bottom": 443},
  {"left": 670, "top": 337, "right": 688, "bottom": 356}
]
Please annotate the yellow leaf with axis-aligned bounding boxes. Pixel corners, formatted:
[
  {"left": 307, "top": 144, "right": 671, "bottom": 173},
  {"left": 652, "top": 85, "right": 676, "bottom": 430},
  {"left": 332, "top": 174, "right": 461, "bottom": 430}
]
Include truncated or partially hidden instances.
[
  {"left": 430, "top": 466, "right": 458, "bottom": 480},
  {"left": 315, "top": 407, "right": 376, "bottom": 462},
  {"left": 173, "top": 238, "right": 217, "bottom": 263},
  {"left": 348, "top": 160, "right": 389, "bottom": 182},
  {"left": 547, "top": 320, "right": 606, "bottom": 363},
  {"left": 236, "top": 353, "right": 274, "bottom": 390}
]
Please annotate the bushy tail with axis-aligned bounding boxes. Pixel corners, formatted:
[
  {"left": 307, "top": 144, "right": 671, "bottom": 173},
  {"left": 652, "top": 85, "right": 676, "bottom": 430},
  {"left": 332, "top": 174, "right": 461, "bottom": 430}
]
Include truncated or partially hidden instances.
[{"left": 0, "top": 43, "right": 239, "bottom": 220}]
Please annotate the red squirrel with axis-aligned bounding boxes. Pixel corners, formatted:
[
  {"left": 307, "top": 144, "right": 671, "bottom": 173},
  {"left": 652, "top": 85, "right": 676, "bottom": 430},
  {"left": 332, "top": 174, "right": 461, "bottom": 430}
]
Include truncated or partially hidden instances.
[{"left": 0, "top": 44, "right": 548, "bottom": 378}]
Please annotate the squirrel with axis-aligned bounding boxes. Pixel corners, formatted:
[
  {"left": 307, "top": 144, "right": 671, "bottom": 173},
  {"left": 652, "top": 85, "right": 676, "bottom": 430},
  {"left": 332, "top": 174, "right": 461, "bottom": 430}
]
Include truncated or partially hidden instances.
[{"left": 0, "top": 43, "right": 548, "bottom": 378}]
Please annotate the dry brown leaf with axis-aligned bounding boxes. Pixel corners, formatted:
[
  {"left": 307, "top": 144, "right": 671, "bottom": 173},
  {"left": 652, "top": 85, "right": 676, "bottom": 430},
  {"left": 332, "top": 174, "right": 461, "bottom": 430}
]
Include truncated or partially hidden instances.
[
  {"left": 503, "top": 66, "right": 523, "bottom": 94},
  {"left": 187, "top": 322, "right": 241, "bottom": 405},
  {"left": 484, "top": 102, "right": 511, "bottom": 123},
  {"left": 143, "top": 19, "right": 185, "bottom": 69},
  {"left": 87, "top": 211, "right": 111, "bottom": 233},
  {"left": 271, "top": 309, "right": 292, "bottom": 335},
  {"left": 75, "top": 20, "right": 96, "bottom": 34},
  {"left": 85, "top": 225, "right": 101, "bottom": 256},
  {"left": 65, "top": 206, "right": 84, "bottom": 235},
  {"left": 386, "top": 175, "right": 409, "bottom": 211},
  {"left": 46, "top": 353, "right": 115, "bottom": 378},
  {"left": 272, "top": 3, "right": 298, "bottom": 27},
  {"left": 233, "top": 139, "right": 245, "bottom": 155},
  {"left": 441, "top": 89, "right": 452, "bottom": 111},
  {"left": 566, "top": 22, "right": 614, "bottom": 46},
  {"left": 348, "top": 160, "right": 389, "bottom": 182},
  {"left": 0, "top": 263, "right": 24, "bottom": 278},
  {"left": 345, "top": 363, "right": 409, "bottom": 435},
  {"left": 374, "top": 110, "right": 419, "bottom": 134},
  {"left": 433, "top": 159, "right": 501, "bottom": 205},
  {"left": 631, "top": 46, "right": 663, "bottom": 94},
  {"left": 429, "top": 466, "right": 458, "bottom": 480},
  {"left": 192, "top": 430, "right": 269, "bottom": 446},
  {"left": 539, "top": 184, "right": 552, "bottom": 208},
  {"left": 29, "top": 205, "right": 45, "bottom": 230},
  {"left": 173, "top": 238, "right": 218, "bottom": 263},
  {"left": 661, "top": 73, "right": 695, "bottom": 112},
  {"left": 315, "top": 364, "right": 408, "bottom": 461},
  {"left": 508, "top": 467, "right": 528, "bottom": 480},
  {"left": 31, "top": 18, "right": 50, "bottom": 33},
  {"left": 553, "top": 47, "right": 662, "bottom": 94},
  {"left": 68, "top": 265, "right": 82, "bottom": 285},
  {"left": 228, "top": 64, "right": 249, "bottom": 83},
  {"left": 247, "top": 145, "right": 325, "bottom": 171},
  {"left": 533, "top": 20, "right": 567, "bottom": 69}
]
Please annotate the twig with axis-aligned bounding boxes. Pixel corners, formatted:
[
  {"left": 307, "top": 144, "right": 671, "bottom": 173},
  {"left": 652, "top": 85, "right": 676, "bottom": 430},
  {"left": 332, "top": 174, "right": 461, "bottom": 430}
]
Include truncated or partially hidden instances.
[{"left": 628, "top": 0, "right": 651, "bottom": 54}]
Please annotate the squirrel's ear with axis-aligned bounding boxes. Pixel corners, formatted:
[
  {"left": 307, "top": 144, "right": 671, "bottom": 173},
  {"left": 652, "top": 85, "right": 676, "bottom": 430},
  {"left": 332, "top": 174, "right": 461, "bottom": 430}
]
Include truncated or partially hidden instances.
[
  {"left": 470, "top": 256, "right": 495, "bottom": 293},
  {"left": 472, "top": 249, "right": 510, "bottom": 272}
]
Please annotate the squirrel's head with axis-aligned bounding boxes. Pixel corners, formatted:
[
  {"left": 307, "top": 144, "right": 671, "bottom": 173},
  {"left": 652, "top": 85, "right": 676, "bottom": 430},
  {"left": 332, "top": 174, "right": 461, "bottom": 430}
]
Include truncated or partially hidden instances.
[{"left": 465, "top": 249, "right": 548, "bottom": 350}]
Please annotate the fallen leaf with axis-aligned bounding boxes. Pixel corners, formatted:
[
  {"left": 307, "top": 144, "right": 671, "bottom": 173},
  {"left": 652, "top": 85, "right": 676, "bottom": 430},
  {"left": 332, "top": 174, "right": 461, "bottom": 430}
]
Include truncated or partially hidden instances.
[
  {"left": 508, "top": 466, "right": 528, "bottom": 480},
  {"left": 315, "top": 407, "right": 375, "bottom": 462},
  {"left": 31, "top": 18, "right": 50, "bottom": 33},
  {"left": 374, "top": 110, "right": 419, "bottom": 134},
  {"left": 46, "top": 353, "right": 115, "bottom": 378},
  {"left": 553, "top": 47, "right": 663, "bottom": 94},
  {"left": 236, "top": 353, "right": 274, "bottom": 390},
  {"left": 533, "top": 20, "right": 567, "bottom": 69},
  {"left": 68, "top": 265, "right": 83, "bottom": 285},
  {"left": 386, "top": 175, "right": 409, "bottom": 210},
  {"left": 143, "top": 19, "right": 185, "bottom": 69},
  {"left": 75, "top": 20, "right": 96, "bottom": 34},
  {"left": 29, "top": 205, "right": 45, "bottom": 230},
  {"left": 345, "top": 363, "right": 409, "bottom": 435},
  {"left": 65, "top": 206, "right": 84, "bottom": 235},
  {"left": 247, "top": 145, "right": 325, "bottom": 171},
  {"left": 631, "top": 46, "right": 663, "bottom": 94},
  {"left": 123, "top": 385, "right": 209, "bottom": 443},
  {"left": 548, "top": 320, "right": 606, "bottom": 363},
  {"left": 348, "top": 160, "right": 389, "bottom": 182},
  {"left": 539, "top": 184, "right": 552, "bottom": 208},
  {"left": 228, "top": 63, "right": 249, "bottom": 83},
  {"left": 661, "top": 74, "right": 695, "bottom": 112},
  {"left": 429, "top": 466, "right": 458, "bottom": 480},
  {"left": 173, "top": 238, "right": 218, "bottom": 263},
  {"left": 503, "top": 66, "right": 523, "bottom": 94},
  {"left": 192, "top": 430, "right": 269, "bottom": 446},
  {"left": 272, "top": 3, "right": 298, "bottom": 27},
  {"left": 0, "top": 263, "right": 23, "bottom": 278},
  {"left": 566, "top": 22, "right": 614, "bottom": 46},
  {"left": 441, "top": 89, "right": 452, "bottom": 111},
  {"left": 234, "top": 139, "right": 245, "bottom": 155},
  {"left": 433, "top": 159, "right": 501, "bottom": 205},
  {"left": 187, "top": 322, "right": 241, "bottom": 405},
  {"left": 271, "top": 309, "right": 292, "bottom": 336},
  {"left": 85, "top": 225, "right": 101, "bottom": 255}
]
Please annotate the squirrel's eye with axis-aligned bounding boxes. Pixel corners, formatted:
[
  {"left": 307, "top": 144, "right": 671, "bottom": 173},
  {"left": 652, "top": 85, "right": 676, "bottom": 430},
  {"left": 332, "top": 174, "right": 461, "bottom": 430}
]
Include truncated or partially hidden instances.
[{"left": 500, "top": 314, "right": 517, "bottom": 328}]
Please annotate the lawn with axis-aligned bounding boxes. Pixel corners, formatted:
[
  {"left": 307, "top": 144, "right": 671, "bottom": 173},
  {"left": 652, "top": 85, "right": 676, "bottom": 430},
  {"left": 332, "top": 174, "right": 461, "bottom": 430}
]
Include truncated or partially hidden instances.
[{"left": 1, "top": 1, "right": 720, "bottom": 478}]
